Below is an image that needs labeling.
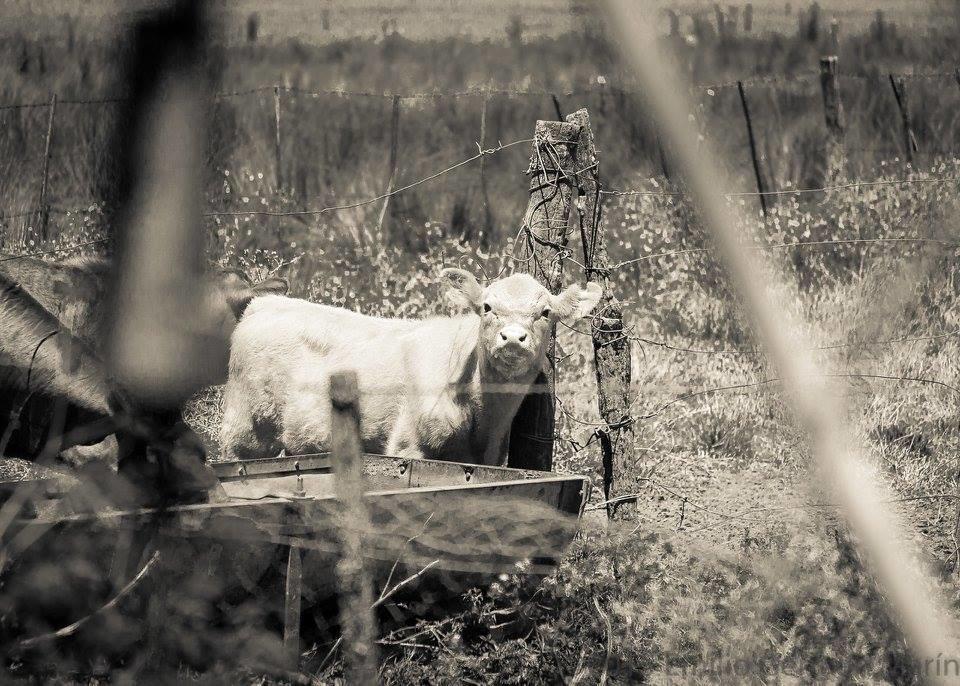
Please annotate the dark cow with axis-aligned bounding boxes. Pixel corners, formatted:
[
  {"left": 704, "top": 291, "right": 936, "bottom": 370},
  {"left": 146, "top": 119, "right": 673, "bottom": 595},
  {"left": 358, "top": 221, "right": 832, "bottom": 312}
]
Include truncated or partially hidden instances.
[{"left": 0, "top": 254, "right": 287, "bottom": 468}]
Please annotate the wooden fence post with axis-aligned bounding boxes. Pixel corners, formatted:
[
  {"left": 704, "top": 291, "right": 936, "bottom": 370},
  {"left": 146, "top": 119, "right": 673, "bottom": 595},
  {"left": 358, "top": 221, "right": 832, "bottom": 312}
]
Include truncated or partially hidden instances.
[
  {"left": 283, "top": 542, "right": 303, "bottom": 668},
  {"left": 273, "top": 85, "right": 283, "bottom": 191},
  {"left": 714, "top": 4, "right": 726, "bottom": 38},
  {"left": 508, "top": 119, "right": 581, "bottom": 472},
  {"left": 819, "top": 56, "right": 845, "bottom": 183},
  {"left": 567, "top": 108, "right": 635, "bottom": 520},
  {"left": 329, "top": 370, "right": 378, "bottom": 683},
  {"left": 889, "top": 74, "right": 918, "bottom": 164},
  {"left": 737, "top": 81, "right": 767, "bottom": 217},
  {"left": 376, "top": 95, "right": 402, "bottom": 241},
  {"left": 727, "top": 5, "right": 739, "bottom": 35},
  {"left": 666, "top": 9, "right": 680, "bottom": 36},
  {"left": 478, "top": 94, "right": 493, "bottom": 242},
  {"left": 744, "top": 3, "right": 753, "bottom": 32},
  {"left": 38, "top": 91, "right": 57, "bottom": 242}
]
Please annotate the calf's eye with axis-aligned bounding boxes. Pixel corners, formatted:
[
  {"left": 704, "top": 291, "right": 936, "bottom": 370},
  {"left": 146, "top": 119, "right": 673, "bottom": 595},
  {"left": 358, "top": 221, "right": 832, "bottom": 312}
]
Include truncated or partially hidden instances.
[
  {"left": 541, "top": 308, "right": 551, "bottom": 319},
  {"left": 483, "top": 303, "right": 492, "bottom": 313}
]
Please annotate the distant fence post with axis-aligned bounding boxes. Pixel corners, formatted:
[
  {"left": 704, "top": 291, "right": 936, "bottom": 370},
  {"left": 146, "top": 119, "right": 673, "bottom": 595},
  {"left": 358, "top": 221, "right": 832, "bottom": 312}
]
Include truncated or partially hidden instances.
[
  {"left": 330, "top": 370, "right": 378, "bottom": 683},
  {"left": 37, "top": 91, "right": 57, "bottom": 242},
  {"left": 478, "top": 94, "right": 493, "bottom": 242},
  {"left": 889, "top": 75, "right": 918, "bottom": 164},
  {"left": 246, "top": 13, "right": 259, "bottom": 42},
  {"left": 666, "top": 9, "right": 680, "bottom": 36},
  {"left": 567, "top": 108, "right": 635, "bottom": 520},
  {"left": 714, "top": 4, "right": 726, "bottom": 38},
  {"left": 273, "top": 85, "right": 283, "bottom": 191},
  {"left": 819, "top": 56, "right": 845, "bottom": 183},
  {"left": 744, "top": 3, "right": 753, "bottom": 32},
  {"left": 508, "top": 119, "right": 581, "bottom": 472},
  {"left": 375, "top": 95, "right": 402, "bottom": 242},
  {"left": 736, "top": 81, "right": 767, "bottom": 217},
  {"left": 727, "top": 5, "right": 739, "bottom": 35}
]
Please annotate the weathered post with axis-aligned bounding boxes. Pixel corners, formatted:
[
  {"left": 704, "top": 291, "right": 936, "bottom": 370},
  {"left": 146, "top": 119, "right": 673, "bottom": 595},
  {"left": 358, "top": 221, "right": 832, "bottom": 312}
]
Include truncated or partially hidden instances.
[
  {"left": 508, "top": 119, "right": 580, "bottom": 471},
  {"left": 819, "top": 56, "right": 845, "bottom": 183},
  {"left": 873, "top": 9, "right": 885, "bottom": 43},
  {"left": 478, "top": 94, "right": 493, "bottom": 242},
  {"left": 666, "top": 9, "right": 680, "bottom": 36},
  {"left": 246, "top": 13, "right": 259, "bottom": 42},
  {"left": 566, "top": 109, "right": 634, "bottom": 520},
  {"left": 375, "top": 95, "right": 402, "bottom": 242},
  {"left": 283, "top": 542, "right": 303, "bottom": 668},
  {"left": 830, "top": 18, "right": 840, "bottom": 48},
  {"left": 737, "top": 81, "right": 767, "bottom": 217},
  {"left": 744, "top": 3, "right": 753, "bottom": 32},
  {"left": 889, "top": 75, "right": 918, "bottom": 164},
  {"left": 38, "top": 91, "right": 57, "bottom": 242},
  {"left": 330, "top": 370, "right": 378, "bottom": 683},
  {"left": 713, "top": 4, "right": 726, "bottom": 37},
  {"left": 727, "top": 5, "right": 740, "bottom": 35},
  {"left": 273, "top": 85, "right": 283, "bottom": 191}
]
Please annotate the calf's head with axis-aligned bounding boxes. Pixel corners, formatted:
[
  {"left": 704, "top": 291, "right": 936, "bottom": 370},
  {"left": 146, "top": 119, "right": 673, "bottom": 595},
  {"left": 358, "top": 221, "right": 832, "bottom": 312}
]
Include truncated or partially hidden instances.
[{"left": 441, "top": 268, "right": 602, "bottom": 380}]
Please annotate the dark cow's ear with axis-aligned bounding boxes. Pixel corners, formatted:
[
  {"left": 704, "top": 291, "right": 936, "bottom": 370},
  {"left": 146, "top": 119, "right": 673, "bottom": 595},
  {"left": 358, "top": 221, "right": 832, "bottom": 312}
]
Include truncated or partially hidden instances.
[
  {"left": 252, "top": 276, "right": 289, "bottom": 296},
  {"left": 440, "top": 268, "right": 483, "bottom": 311},
  {"left": 225, "top": 293, "right": 255, "bottom": 320}
]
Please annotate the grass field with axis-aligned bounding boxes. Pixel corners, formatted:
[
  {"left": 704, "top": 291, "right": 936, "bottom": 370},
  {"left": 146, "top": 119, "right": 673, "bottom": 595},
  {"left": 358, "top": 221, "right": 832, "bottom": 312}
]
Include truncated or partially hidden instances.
[{"left": 4, "top": 1, "right": 960, "bottom": 683}]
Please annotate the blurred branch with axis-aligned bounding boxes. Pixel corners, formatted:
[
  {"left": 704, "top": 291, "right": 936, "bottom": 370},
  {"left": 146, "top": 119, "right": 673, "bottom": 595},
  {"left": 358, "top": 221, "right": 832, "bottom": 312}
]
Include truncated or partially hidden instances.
[{"left": 14, "top": 549, "right": 160, "bottom": 651}]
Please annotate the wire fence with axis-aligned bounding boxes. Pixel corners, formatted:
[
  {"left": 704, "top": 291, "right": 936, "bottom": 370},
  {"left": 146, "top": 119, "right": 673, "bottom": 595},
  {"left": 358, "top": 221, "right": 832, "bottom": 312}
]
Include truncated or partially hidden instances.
[{"left": 4, "top": 54, "right": 960, "bottom": 251}]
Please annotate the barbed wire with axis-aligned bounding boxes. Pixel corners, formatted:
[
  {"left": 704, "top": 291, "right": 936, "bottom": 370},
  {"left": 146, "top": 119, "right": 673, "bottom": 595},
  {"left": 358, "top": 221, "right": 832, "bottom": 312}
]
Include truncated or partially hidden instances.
[
  {"left": 554, "top": 369, "right": 960, "bottom": 435},
  {"left": 1, "top": 66, "right": 957, "bottom": 112},
  {"left": 602, "top": 174, "right": 960, "bottom": 200},
  {"left": 203, "top": 137, "right": 532, "bottom": 218},
  {"left": 610, "top": 236, "right": 960, "bottom": 271}
]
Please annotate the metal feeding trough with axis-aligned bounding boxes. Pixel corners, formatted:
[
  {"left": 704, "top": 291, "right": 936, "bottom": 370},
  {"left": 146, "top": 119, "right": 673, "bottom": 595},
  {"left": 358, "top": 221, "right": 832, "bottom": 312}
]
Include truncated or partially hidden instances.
[{"left": 0, "top": 452, "right": 590, "bottom": 661}]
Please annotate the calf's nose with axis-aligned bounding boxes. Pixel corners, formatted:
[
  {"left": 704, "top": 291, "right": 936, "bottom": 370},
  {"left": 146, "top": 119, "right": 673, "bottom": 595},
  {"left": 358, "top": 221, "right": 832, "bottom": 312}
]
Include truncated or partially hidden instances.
[{"left": 498, "top": 325, "right": 528, "bottom": 345}]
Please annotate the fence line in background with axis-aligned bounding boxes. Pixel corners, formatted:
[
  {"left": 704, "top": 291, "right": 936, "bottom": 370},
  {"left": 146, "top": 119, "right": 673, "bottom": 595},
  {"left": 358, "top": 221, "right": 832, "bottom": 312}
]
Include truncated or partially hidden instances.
[
  {"left": 1, "top": 67, "right": 959, "bottom": 113},
  {"left": 6, "top": 54, "right": 960, "bottom": 249},
  {"left": 602, "top": 173, "right": 960, "bottom": 199},
  {"left": 5, "top": 169, "right": 959, "bottom": 229}
]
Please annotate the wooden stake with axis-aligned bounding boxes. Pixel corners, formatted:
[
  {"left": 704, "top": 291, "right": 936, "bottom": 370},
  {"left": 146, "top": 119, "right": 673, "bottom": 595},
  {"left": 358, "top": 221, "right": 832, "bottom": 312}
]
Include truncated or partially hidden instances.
[
  {"left": 273, "top": 85, "right": 283, "bottom": 190},
  {"left": 889, "top": 74, "right": 918, "bottom": 164},
  {"left": 737, "top": 80, "right": 767, "bottom": 217},
  {"left": 283, "top": 543, "right": 303, "bottom": 668},
  {"left": 478, "top": 94, "right": 493, "bottom": 242},
  {"left": 376, "top": 95, "right": 401, "bottom": 241},
  {"left": 819, "top": 56, "right": 845, "bottom": 183},
  {"left": 38, "top": 91, "right": 57, "bottom": 242},
  {"left": 508, "top": 119, "right": 580, "bottom": 472},
  {"left": 567, "top": 108, "right": 635, "bottom": 520},
  {"left": 329, "top": 371, "right": 378, "bottom": 684}
]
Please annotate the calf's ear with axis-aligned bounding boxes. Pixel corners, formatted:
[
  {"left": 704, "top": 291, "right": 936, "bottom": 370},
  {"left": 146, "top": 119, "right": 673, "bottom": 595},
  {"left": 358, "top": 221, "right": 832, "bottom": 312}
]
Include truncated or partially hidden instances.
[
  {"left": 552, "top": 282, "right": 603, "bottom": 323},
  {"left": 439, "top": 268, "right": 483, "bottom": 311},
  {"left": 253, "top": 276, "right": 289, "bottom": 296}
]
